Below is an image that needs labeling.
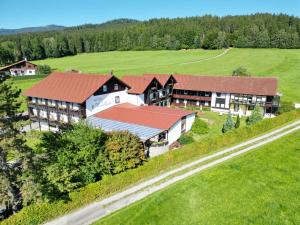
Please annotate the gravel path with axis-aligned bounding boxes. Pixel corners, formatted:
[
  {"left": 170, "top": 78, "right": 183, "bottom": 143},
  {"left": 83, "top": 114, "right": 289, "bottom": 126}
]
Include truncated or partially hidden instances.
[
  {"left": 45, "top": 120, "right": 300, "bottom": 225},
  {"left": 180, "top": 48, "right": 231, "bottom": 65}
]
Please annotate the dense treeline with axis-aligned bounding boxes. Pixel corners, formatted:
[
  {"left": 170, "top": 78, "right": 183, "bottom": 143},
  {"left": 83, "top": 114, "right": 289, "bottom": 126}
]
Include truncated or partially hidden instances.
[{"left": 0, "top": 14, "right": 299, "bottom": 65}]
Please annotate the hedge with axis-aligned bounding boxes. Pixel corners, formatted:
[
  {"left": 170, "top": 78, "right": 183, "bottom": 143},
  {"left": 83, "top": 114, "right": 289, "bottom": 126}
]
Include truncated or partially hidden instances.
[
  {"left": 12, "top": 74, "right": 48, "bottom": 81},
  {"left": 2, "top": 110, "right": 300, "bottom": 225}
]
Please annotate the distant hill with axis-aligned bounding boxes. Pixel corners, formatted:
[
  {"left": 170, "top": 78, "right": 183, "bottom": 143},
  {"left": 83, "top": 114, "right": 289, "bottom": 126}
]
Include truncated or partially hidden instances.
[
  {"left": 0, "top": 19, "right": 141, "bottom": 35},
  {"left": 0, "top": 25, "right": 66, "bottom": 35}
]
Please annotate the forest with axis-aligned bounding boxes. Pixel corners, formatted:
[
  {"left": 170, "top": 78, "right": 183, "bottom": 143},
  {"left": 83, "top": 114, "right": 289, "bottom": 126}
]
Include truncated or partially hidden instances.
[{"left": 0, "top": 14, "right": 299, "bottom": 65}]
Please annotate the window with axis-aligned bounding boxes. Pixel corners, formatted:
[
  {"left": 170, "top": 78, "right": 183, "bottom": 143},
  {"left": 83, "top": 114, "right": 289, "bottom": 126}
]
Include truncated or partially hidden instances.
[
  {"left": 176, "top": 99, "right": 179, "bottom": 104},
  {"left": 114, "top": 84, "right": 119, "bottom": 91},
  {"left": 216, "top": 93, "right": 221, "bottom": 97},
  {"left": 29, "top": 70, "right": 32, "bottom": 73},
  {"left": 115, "top": 96, "right": 120, "bottom": 104},
  {"left": 103, "top": 85, "right": 107, "bottom": 92},
  {"left": 184, "top": 90, "right": 188, "bottom": 95}
]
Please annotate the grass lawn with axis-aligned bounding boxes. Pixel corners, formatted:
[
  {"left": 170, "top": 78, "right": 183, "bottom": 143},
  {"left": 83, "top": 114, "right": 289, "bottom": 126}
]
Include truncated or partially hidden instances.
[
  {"left": 95, "top": 130, "right": 300, "bottom": 225},
  {"left": 194, "top": 110, "right": 246, "bottom": 141},
  {"left": 13, "top": 79, "right": 43, "bottom": 111},
  {"left": 30, "top": 48, "right": 300, "bottom": 103}
]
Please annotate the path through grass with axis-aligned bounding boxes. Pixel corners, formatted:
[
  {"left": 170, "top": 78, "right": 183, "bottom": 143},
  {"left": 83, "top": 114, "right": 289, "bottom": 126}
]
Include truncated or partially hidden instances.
[{"left": 95, "top": 130, "right": 300, "bottom": 225}]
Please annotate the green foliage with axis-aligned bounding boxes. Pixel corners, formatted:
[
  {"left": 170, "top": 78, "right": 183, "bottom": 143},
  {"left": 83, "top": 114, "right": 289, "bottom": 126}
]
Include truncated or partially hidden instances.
[
  {"left": 178, "top": 133, "right": 194, "bottom": 145},
  {"left": 279, "top": 101, "right": 295, "bottom": 114},
  {"left": 36, "top": 122, "right": 109, "bottom": 194},
  {"left": 0, "top": 14, "right": 299, "bottom": 64},
  {"left": 1, "top": 110, "right": 300, "bottom": 225},
  {"left": 0, "top": 74, "right": 40, "bottom": 214},
  {"left": 105, "top": 131, "right": 145, "bottom": 174},
  {"left": 191, "top": 118, "right": 209, "bottom": 135},
  {"left": 36, "top": 65, "right": 52, "bottom": 75},
  {"left": 246, "top": 105, "right": 263, "bottom": 125},
  {"left": 0, "top": 47, "right": 14, "bottom": 66},
  {"left": 235, "top": 115, "right": 240, "bottom": 128},
  {"left": 222, "top": 113, "right": 235, "bottom": 133},
  {"left": 232, "top": 66, "right": 250, "bottom": 76}
]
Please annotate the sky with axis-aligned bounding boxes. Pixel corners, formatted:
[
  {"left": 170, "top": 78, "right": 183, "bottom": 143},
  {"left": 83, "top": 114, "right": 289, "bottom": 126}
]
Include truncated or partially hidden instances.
[{"left": 1, "top": 0, "right": 299, "bottom": 29}]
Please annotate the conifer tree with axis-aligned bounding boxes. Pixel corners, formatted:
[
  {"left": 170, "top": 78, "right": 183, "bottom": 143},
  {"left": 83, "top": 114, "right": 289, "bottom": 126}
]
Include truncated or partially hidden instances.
[
  {"left": 222, "top": 112, "right": 235, "bottom": 133},
  {"left": 0, "top": 74, "right": 39, "bottom": 214},
  {"left": 235, "top": 114, "right": 241, "bottom": 128}
]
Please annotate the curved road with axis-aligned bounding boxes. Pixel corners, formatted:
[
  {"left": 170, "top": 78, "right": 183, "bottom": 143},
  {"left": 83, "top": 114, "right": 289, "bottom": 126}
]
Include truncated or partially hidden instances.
[{"left": 45, "top": 120, "right": 300, "bottom": 225}]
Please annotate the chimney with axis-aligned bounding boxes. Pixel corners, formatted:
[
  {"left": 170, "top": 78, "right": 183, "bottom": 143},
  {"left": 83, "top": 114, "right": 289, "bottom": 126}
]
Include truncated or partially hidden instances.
[
  {"left": 24, "top": 57, "right": 27, "bottom": 61},
  {"left": 109, "top": 70, "right": 114, "bottom": 76}
]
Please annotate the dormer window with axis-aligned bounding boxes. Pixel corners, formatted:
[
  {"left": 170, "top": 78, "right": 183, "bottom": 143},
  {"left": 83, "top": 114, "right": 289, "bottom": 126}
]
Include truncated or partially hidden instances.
[
  {"left": 103, "top": 85, "right": 107, "bottom": 92},
  {"left": 114, "top": 84, "right": 119, "bottom": 91}
]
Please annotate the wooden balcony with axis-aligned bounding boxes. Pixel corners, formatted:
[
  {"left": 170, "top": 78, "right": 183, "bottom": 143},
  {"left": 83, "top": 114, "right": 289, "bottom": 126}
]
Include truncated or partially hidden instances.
[{"left": 173, "top": 94, "right": 211, "bottom": 102}]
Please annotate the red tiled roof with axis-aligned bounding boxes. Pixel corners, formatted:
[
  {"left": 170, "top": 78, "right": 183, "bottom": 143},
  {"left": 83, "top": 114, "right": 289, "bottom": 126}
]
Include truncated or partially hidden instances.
[
  {"left": 173, "top": 75, "right": 278, "bottom": 96},
  {"left": 0, "top": 60, "right": 37, "bottom": 71},
  {"left": 24, "top": 72, "right": 113, "bottom": 103},
  {"left": 143, "top": 74, "right": 174, "bottom": 86},
  {"left": 94, "top": 103, "right": 195, "bottom": 130},
  {"left": 121, "top": 76, "right": 157, "bottom": 94}
]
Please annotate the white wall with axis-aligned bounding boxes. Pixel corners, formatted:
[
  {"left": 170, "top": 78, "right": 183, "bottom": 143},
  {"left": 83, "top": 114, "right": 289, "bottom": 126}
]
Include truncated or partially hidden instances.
[
  {"left": 49, "top": 112, "right": 57, "bottom": 120},
  {"left": 167, "top": 120, "right": 182, "bottom": 145},
  {"left": 86, "top": 90, "right": 128, "bottom": 117},
  {"left": 10, "top": 69, "right": 36, "bottom": 76},
  {"left": 211, "top": 92, "right": 230, "bottom": 109},
  {"left": 126, "top": 93, "right": 145, "bottom": 106},
  {"left": 211, "top": 92, "right": 217, "bottom": 107},
  {"left": 186, "top": 114, "right": 196, "bottom": 131}
]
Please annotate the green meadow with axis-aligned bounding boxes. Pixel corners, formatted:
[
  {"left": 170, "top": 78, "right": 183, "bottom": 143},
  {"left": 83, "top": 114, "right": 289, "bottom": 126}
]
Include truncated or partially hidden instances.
[
  {"left": 30, "top": 48, "right": 300, "bottom": 103},
  {"left": 95, "top": 130, "right": 300, "bottom": 225}
]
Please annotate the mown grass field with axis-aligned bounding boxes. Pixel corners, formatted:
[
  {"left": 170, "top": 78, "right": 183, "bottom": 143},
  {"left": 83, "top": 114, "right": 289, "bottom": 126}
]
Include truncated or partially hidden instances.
[
  {"left": 95, "top": 130, "right": 300, "bottom": 225},
  {"left": 30, "top": 48, "right": 300, "bottom": 102}
]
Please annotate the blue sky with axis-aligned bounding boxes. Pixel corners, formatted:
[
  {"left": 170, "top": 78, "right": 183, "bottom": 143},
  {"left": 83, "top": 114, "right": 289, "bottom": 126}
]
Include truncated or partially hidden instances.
[{"left": 1, "top": 0, "right": 299, "bottom": 29}]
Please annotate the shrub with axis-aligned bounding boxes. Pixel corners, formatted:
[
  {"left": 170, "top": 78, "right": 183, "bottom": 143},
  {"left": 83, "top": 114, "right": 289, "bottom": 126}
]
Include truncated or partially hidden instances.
[
  {"left": 232, "top": 66, "right": 250, "bottom": 76},
  {"left": 2, "top": 110, "right": 300, "bottom": 225},
  {"left": 246, "top": 105, "right": 263, "bottom": 125},
  {"left": 222, "top": 113, "right": 235, "bottom": 133},
  {"left": 36, "top": 65, "right": 52, "bottom": 75},
  {"left": 178, "top": 133, "right": 194, "bottom": 145},
  {"left": 191, "top": 118, "right": 209, "bottom": 135},
  {"left": 105, "top": 131, "right": 145, "bottom": 174}
]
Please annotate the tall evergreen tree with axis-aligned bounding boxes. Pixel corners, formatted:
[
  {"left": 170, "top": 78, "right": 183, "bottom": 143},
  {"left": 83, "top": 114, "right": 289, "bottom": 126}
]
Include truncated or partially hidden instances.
[
  {"left": 0, "top": 74, "right": 39, "bottom": 214},
  {"left": 235, "top": 114, "right": 241, "bottom": 128},
  {"left": 222, "top": 113, "right": 235, "bottom": 133}
]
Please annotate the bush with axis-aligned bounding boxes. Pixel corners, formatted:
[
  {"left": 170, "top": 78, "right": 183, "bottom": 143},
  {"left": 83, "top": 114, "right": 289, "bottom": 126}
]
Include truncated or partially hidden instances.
[
  {"left": 178, "top": 133, "right": 194, "bottom": 145},
  {"left": 246, "top": 105, "right": 263, "bottom": 125},
  {"left": 232, "top": 66, "right": 250, "bottom": 76},
  {"left": 36, "top": 65, "right": 52, "bottom": 75},
  {"left": 191, "top": 118, "right": 209, "bottom": 135},
  {"left": 105, "top": 131, "right": 145, "bottom": 174},
  {"left": 2, "top": 110, "right": 300, "bottom": 225}
]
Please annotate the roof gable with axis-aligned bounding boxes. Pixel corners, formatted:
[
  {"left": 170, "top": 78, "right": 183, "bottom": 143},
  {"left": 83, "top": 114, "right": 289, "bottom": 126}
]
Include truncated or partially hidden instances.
[
  {"left": 24, "top": 72, "right": 118, "bottom": 103},
  {"left": 0, "top": 60, "right": 37, "bottom": 71},
  {"left": 143, "top": 74, "right": 176, "bottom": 86},
  {"left": 122, "top": 76, "right": 162, "bottom": 94}
]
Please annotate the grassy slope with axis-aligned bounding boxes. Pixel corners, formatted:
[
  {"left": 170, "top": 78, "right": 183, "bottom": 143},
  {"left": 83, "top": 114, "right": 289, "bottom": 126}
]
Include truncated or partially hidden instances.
[
  {"left": 32, "top": 48, "right": 300, "bottom": 102},
  {"left": 95, "top": 130, "right": 300, "bottom": 225}
]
